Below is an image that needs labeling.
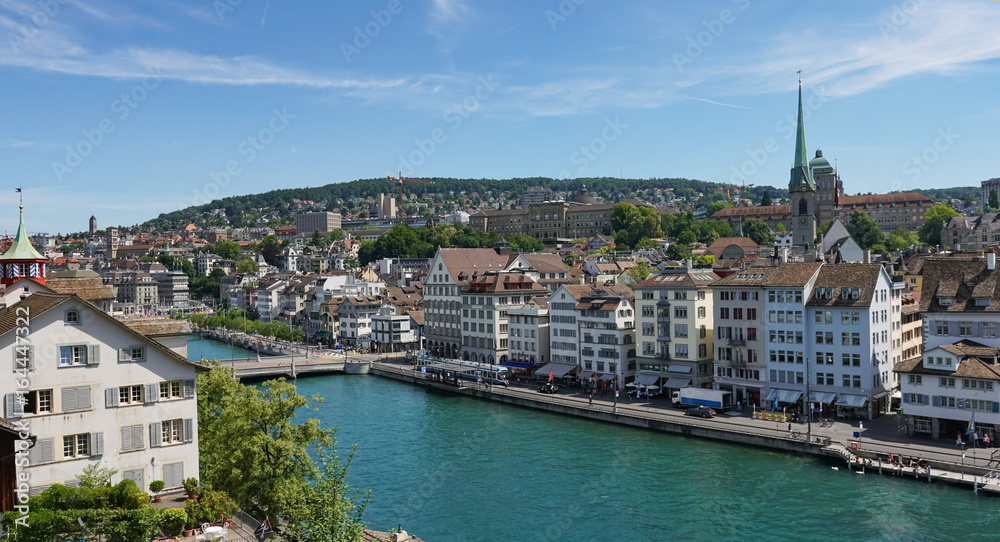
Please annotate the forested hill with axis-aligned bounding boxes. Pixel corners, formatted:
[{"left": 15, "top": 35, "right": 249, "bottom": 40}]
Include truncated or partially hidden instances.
[{"left": 142, "top": 176, "right": 789, "bottom": 232}]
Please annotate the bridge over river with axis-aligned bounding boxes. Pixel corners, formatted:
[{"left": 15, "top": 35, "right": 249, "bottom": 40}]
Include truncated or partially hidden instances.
[{"left": 204, "top": 353, "right": 358, "bottom": 379}]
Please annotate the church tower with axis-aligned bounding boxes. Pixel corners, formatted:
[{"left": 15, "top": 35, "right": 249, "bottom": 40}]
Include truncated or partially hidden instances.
[
  {"left": 0, "top": 205, "right": 48, "bottom": 287},
  {"left": 788, "top": 78, "right": 817, "bottom": 254}
]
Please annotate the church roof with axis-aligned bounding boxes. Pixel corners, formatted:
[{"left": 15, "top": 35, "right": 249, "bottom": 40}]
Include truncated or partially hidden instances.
[
  {"left": 809, "top": 149, "right": 832, "bottom": 171},
  {"left": 0, "top": 208, "right": 45, "bottom": 261},
  {"left": 788, "top": 84, "right": 815, "bottom": 192}
]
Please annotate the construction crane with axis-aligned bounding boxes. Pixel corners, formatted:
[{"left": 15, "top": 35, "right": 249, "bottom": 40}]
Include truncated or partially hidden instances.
[
  {"left": 738, "top": 180, "right": 755, "bottom": 206},
  {"left": 387, "top": 172, "right": 435, "bottom": 218},
  {"left": 714, "top": 186, "right": 739, "bottom": 204}
]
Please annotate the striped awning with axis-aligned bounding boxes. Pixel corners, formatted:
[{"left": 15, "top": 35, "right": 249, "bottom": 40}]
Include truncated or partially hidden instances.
[
  {"left": 634, "top": 374, "right": 659, "bottom": 386},
  {"left": 663, "top": 378, "right": 691, "bottom": 389},
  {"left": 765, "top": 389, "right": 802, "bottom": 403},
  {"left": 838, "top": 394, "right": 869, "bottom": 408},
  {"left": 808, "top": 391, "right": 837, "bottom": 404}
]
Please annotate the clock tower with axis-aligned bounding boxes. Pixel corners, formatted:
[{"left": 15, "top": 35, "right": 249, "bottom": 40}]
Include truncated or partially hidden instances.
[{"left": 788, "top": 77, "right": 817, "bottom": 256}]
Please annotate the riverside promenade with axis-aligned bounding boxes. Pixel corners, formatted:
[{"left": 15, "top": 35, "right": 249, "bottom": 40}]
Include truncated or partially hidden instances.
[{"left": 369, "top": 359, "right": 1000, "bottom": 494}]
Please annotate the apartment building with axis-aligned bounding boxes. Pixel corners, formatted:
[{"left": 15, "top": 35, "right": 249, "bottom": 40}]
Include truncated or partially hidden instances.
[
  {"left": 1, "top": 293, "right": 201, "bottom": 495},
  {"left": 545, "top": 283, "right": 634, "bottom": 383},
  {"left": 710, "top": 269, "right": 771, "bottom": 407},
  {"left": 633, "top": 270, "right": 719, "bottom": 393},
  {"left": 507, "top": 298, "right": 550, "bottom": 368},
  {"left": 460, "top": 272, "right": 549, "bottom": 364}
]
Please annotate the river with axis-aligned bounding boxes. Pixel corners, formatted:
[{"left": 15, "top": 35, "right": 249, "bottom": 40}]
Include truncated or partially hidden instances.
[{"left": 189, "top": 338, "right": 998, "bottom": 541}]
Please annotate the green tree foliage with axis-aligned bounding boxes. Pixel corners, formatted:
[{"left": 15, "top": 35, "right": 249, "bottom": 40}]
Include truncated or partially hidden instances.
[
  {"left": 283, "top": 448, "right": 371, "bottom": 542},
  {"left": 76, "top": 462, "right": 118, "bottom": 488},
  {"left": 774, "top": 222, "right": 786, "bottom": 232},
  {"left": 197, "top": 369, "right": 367, "bottom": 530},
  {"left": 918, "top": 203, "right": 961, "bottom": 247},
  {"left": 886, "top": 225, "right": 919, "bottom": 252},
  {"left": 312, "top": 229, "right": 325, "bottom": 246},
  {"left": 991, "top": 189, "right": 999, "bottom": 211},
  {"left": 260, "top": 235, "right": 283, "bottom": 266},
  {"left": 705, "top": 201, "right": 734, "bottom": 218},
  {"left": 760, "top": 191, "right": 773, "bottom": 206},
  {"left": 627, "top": 261, "right": 651, "bottom": 284},
  {"left": 845, "top": 210, "right": 884, "bottom": 250},
  {"left": 666, "top": 242, "right": 689, "bottom": 261},
  {"left": 190, "top": 268, "right": 227, "bottom": 300},
  {"left": 506, "top": 234, "right": 545, "bottom": 252},
  {"left": 611, "top": 203, "right": 664, "bottom": 249},
  {"left": 211, "top": 239, "right": 242, "bottom": 260},
  {"left": 357, "top": 240, "right": 376, "bottom": 265},
  {"left": 695, "top": 254, "right": 715, "bottom": 265},
  {"left": 236, "top": 256, "right": 259, "bottom": 274},
  {"left": 186, "top": 311, "right": 305, "bottom": 342},
  {"left": 742, "top": 218, "right": 775, "bottom": 246}
]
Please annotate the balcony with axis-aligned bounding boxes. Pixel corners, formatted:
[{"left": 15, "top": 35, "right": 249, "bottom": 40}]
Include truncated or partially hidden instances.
[
  {"left": 655, "top": 351, "right": 670, "bottom": 360},
  {"left": 729, "top": 339, "right": 745, "bottom": 347},
  {"left": 657, "top": 334, "right": 671, "bottom": 343}
]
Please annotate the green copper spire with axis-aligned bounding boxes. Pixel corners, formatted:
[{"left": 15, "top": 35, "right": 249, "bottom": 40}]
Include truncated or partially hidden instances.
[
  {"left": 788, "top": 79, "right": 815, "bottom": 192},
  {"left": 0, "top": 206, "right": 46, "bottom": 261}
]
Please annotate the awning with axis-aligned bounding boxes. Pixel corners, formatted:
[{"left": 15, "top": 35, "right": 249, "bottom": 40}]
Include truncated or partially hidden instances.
[
  {"left": 663, "top": 378, "right": 691, "bottom": 389},
  {"left": 500, "top": 361, "right": 534, "bottom": 370},
  {"left": 634, "top": 374, "right": 659, "bottom": 386},
  {"left": 765, "top": 389, "right": 802, "bottom": 403},
  {"left": 579, "top": 371, "right": 595, "bottom": 379},
  {"left": 838, "top": 394, "right": 869, "bottom": 408},
  {"left": 315, "top": 330, "right": 332, "bottom": 338},
  {"left": 808, "top": 391, "right": 837, "bottom": 404},
  {"left": 534, "top": 363, "right": 576, "bottom": 378},
  {"left": 669, "top": 365, "right": 693, "bottom": 374},
  {"left": 873, "top": 390, "right": 891, "bottom": 400},
  {"left": 599, "top": 373, "right": 616, "bottom": 381}
]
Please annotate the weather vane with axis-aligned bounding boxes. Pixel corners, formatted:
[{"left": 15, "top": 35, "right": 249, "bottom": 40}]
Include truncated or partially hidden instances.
[
  {"left": 15, "top": 187, "right": 22, "bottom": 210},
  {"left": 797, "top": 70, "right": 802, "bottom": 86}
]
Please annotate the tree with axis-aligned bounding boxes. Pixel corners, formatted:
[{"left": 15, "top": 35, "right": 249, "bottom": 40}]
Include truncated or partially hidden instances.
[
  {"left": 742, "top": 218, "right": 775, "bottom": 246},
  {"left": 357, "top": 240, "right": 376, "bottom": 265},
  {"left": 760, "top": 191, "right": 773, "bottom": 206},
  {"left": 918, "top": 203, "right": 960, "bottom": 247},
  {"left": 627, "top": 261, "right": 651, "bottom": 284},
  {"left": 665, "top": 242, "right": 689, "bottom": 261},
  {"left": 236, "top": 256, "right": 259, "bottom": 274},
  {"left": 196, "top": 368, "right": 362, "bottom": 526},
  {"left": 845, "top": 210, "right": 884, "bottom": 250},
  {"left": 311, "top": 229, "right": 325, "bottom": 246},
  {"left": 774, "top": 222, "right": 786, "bottom": 232},
  {"left": 506, "top": 234, "right": 545, "bottom": 252},
  {"left": 282, "top": 448, "right": 370, "bottom": 542},
  {"left": 705, "top": 201, "right": 734, "bottom": 218},
  {"left": 212, "top": 239, "right": 242, "bottom": 260},
  {"left": 260, "top": 235, "right": 282, "bottom": 266},
  {"left": 886, "top": 225, "right": 919, "bottom": 252},
  {"left": 991, "top": 189, "right": 999, "bottom": 211},
  {"left": 611, "top": 203, "right": 663, "bottom": 249}
]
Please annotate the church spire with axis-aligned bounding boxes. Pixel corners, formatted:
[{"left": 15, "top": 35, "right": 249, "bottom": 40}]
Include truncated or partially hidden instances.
[{"left": 789, "top": 74, "right": 814, "bottom": 191}]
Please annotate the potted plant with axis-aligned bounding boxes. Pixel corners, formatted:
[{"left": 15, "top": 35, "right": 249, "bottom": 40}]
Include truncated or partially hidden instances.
[
  {"left": 183, "top": 477, "right": 199, "bottom": 499},
  {"left": 149, "top": 480, "right": 165, "bottom": 503}
]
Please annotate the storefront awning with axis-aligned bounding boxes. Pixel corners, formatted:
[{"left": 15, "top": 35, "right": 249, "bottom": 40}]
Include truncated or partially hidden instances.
[
  {"left": 634, "top": 374, "right": 659, "bottom": 386},
  {"left": 668, "top": 365, "right": 693, "bottom": 374},
  {"left": 663, "top": 378, "right": 691, "bottom": 389},
  {"left": 534, "top": 363, "right": 577, "bottom": 378},
  {"left": 766, "top": 389, "right": 802, "bottom": 403},
  {"left": 500, "top": 361, "right": 534, "bottom": 370},
  {"left": 315, "top": 330, "right": 332, "bottom": 338},
  {"left": 838, "top": 394, "right": 869, "bottom": 408},
  {"left": 578, "top": 371, "right": 595, "bottom": 379},
  {"left": 599, "top": 373, "right": 616, "bottom": 381},
  {"left": 808, "top": 391, "right": 837, "bottom": 404}
]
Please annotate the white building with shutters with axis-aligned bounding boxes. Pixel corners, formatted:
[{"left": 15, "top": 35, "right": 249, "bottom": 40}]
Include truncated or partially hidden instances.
[{"left": 1, "top": 292, "right": 202, "bottom": 496}]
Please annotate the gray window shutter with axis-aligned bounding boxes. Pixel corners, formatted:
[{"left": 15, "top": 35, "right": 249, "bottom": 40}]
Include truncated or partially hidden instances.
[
  {"left": 932, "top": 396, "right": 941, "bottom": 407},
  {"left": 994, "top": 402, "right": 1000, "bottom": 414},
  {"left": 145, "top": 383, "right": 159, "bottom": 404},
  {"left": 29, "top": 437, "right": 54, "bottom": 464},
  {"left": 28, "top": 484, "right": 52, "bottom": 497},
  {"left": 90, "top": 432, "right": 103, "bottom": 456},
  {"left": 150, "top": 422, "right": 162, "bottom": 448},
  {"left": 64, "top": 479, "right": 80, "bottom": 488},
  {"left": 62, "top": 386, "right": 78, "bottom": 412},
  {"left": 183, "top": 418, "right": 194, "bottom": 443},
  {"left": 106, "top": 387, "right": 119, "bottom": 408},
  {"left": 121, "top": 426, "right": 133, "bottom": 452},
  {"left": 5, "top": 393, "right": 23, "bottom": 418},
  {"left": 87, "top": 345, "right": 100, "bottom": 365},
  {"left": 132, "top": 424, "right": 144, "bottom": 450},
  {"left": 123, "top": 468, "right": 144, "bottom": 489},
  {"left": 119, "top": 348, "right": 131, "bottom": 362},
  {"left": 77, "top": 386, "right": 92, "bottom": 410},
  {"left": 12, "top": 346, "right": 34, "bottom": 372},
  {"left": 958, "top": 398, "right": 966, "bottom": 409},
  {"left": 183, "top": 379, "right": 195, "bottom": 399}
]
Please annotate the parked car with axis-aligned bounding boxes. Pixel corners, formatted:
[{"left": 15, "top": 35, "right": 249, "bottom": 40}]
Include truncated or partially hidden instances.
[
  {"left": 537, "top": 382, "right": 559, "bottom": 394},
  {"left": 685, "top": 406, "right": 716, "bottom": 418}
]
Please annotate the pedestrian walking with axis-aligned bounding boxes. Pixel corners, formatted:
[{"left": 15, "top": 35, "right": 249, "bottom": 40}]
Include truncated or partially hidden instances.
[
  {"left": 589, "top": 394, "right": 593, "bottom": 406},
  {"left": 986, "top": 433, "right": 992, "bottom": 448},
  {"left": 788, "top": 423, "right": 792, "bottom": 435}
]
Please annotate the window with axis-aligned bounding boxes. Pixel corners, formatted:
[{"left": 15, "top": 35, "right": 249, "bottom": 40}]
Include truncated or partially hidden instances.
[
  {"left": 63, "top": 433, "right": 89, "bottom": 458},
  {"left": 825, "top": 332, "right": 833, "bottom": 345},
  {"left": 908, "top": 375, "right": 922, "bottom": 385},
  {"left": 65, "top": 309, "right": 80, "bottom": 324},
  {"left": 675, "top": 306, "right": 688, "bottom": 318},
  {"left": 697, "top": 306, "right": 705, "bottom": 318},
  {"left": 675, "top": 324, "right": 688, "bottom": 338},
  {"left": 852, "top": 375, "right": 862, "bottom": 388},
  {"left": 159, "top": 381, "right": 183, "bottom": 400},
  {"left": 675, "top": 344, "right": 689, "bottom": 358},
  {"left": 59, "top": 346, "right": 88, "bottom": 366},
  {"left": 161, "top": 419, "right": 184, "bottom": 445},
  {"left": 935, "top": 321, "right": 949, "bottom": 335},
  {"left": 940, "top": 377, "right": 955, "bottom": 387},
  {"left": 23, "top": 389, "right": 53, "bottom": 415},
  {"left": 960, "top": 322, "right": 973, "bottom": 336},
  {"left": 698, "top": 344, "right": 706, "bottom": 358},
  {"left": 851, "top": 333, "right": 860, "bottom": 346},
  {"left": 120, "top": 424, "right": 144, "bottom": 452},
  {"left": 118, "top": 385, "right": 143, "bottom": 405}
]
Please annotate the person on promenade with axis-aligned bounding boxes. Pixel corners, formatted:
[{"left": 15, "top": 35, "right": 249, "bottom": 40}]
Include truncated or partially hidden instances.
[
  {"left": 788, "top": 423, "right": 792, "bottom": 436},
  {"left": 589, "top": 393, "right": 594, "bottom": 406},
  {"left": 957, "top": 432, "right": 964, "bottom": 447},
  {"left": 973, "top": 431, "right": 981, "bottom": 447},
  {"left": 986, "top": 433, "right": 992, "bottom": 448}
]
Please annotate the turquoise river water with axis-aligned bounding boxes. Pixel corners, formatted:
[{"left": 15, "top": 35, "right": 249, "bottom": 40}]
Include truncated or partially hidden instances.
[{"left": 189, "top": 338, "right": 1000, "bottom": 541}]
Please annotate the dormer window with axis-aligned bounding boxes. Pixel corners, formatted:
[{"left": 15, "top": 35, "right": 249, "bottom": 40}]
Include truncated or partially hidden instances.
[
  {"left": 65, "top": 309, "right": 80, "bottom": 324},
  {"left": 975, "top": 297, "right": 992, "bottom": 307},
  {"left": 938, "top": 297, "right": 954, "bottom": 306},
  {"left": 841, "top": 289, "right": 849, "bottom": 300},
  {"left": 851, "top": 288, "right": 861, "bottom": 300}
]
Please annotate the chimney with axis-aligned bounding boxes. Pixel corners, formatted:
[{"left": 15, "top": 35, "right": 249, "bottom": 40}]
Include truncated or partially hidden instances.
[
  {"left": 988, "top": 246, "right": 996, "bottom": 271},
  {"left": 863, "top": 249, "right": 870, "bottom": 264},
  {"left": 781, "top": 246, "right": 789, "bottom": 264}
]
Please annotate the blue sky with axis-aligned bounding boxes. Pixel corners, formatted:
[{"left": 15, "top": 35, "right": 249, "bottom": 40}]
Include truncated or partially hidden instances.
[{"left": 2, "top": 0, "right": 999, "bottom": 235}]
